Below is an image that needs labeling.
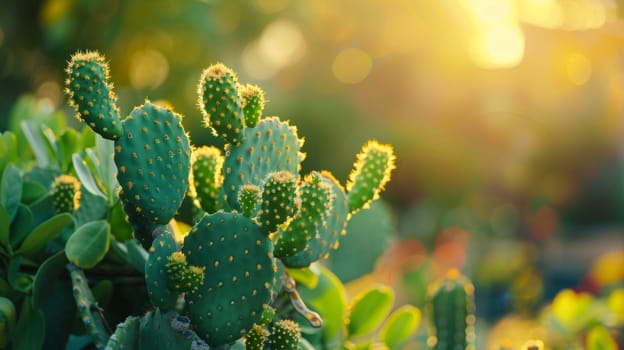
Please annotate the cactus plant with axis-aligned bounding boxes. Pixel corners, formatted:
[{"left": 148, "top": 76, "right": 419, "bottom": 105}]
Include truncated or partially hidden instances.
[
  {"left": 425, "top": 269, "right": 476, "bottom": 350},
  {"left": 50, "top": 174, "right": 81, "bottom": 213}
]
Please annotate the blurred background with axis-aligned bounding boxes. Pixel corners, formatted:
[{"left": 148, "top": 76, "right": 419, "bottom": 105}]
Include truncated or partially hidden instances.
[{"left": 1, "top": 0, "right": 624, "bottom": 347}]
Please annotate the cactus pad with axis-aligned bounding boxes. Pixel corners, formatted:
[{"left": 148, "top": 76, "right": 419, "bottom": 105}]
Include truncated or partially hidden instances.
[
  {"left": 183, "top": 212, "right": 277, "bottom": 346},
  {"left": 426, "top": 269, "right": 476, "bottom": 350},
  {"left": 145, "top": 230, "right": 180, "bottom": 311},
  {"left": 67, "top": 264, "right": 109, "bottom": 349},
  {"left": 258, "top": 171, "right": 297, "bottom": 234},
  {"left": 106, "top": 316, "right": 140, "bottom": 350},
  {"left": 346, "top": 140, "right": 395, "bottom": 213},
  {"left": 239, "top": 184, "right": 261, "bottom": 218},
  {"left": 65, "top": 51, "right": 123, "bottom": 140},
  {"left": 189, "top": 146, "right": 224, "bottom": 213},
  {"left": 274, "top": 172, "right": 332, "bottom": 259},
  {"left": 240, "top": 84, "right": 265, "bottom": 128},
  {"left": 281, "top": 171, "right": 349, "bottom": 268},
  {"left": 269, "top": 319, "right": 302, "bottom": 350},
  {"left": 51, "top": 174, "right": 81, "bottom": 213},
  {"left": 166, "top": 252, "right": 205, "bottom": 294},
  {"left": 115, "top": 101, "right": 191, "bottom": 227},
  {"left": 244, "top": 324, "right": 268, "bottom": 350},
  {"left": 221, "top": 117, "right": 304, "bottom": 211},
  {"left": 198, "top": 63, "right": 246, "bottom": 145}
]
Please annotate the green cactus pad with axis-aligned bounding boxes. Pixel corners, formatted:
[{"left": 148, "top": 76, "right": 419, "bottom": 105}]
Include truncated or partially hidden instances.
[
  {"left": 51, "top": 174, "right": 81, "bottom": 213},
  {"left": 346, "top": 140, "right": 395, "bottom": 213},
  {"left": 281, "top": 171, "right": 349, "bottom": 268},
  {"left": 198, "top": 63, "right": 246, "bottom": 145},
  {"left": 258, "top": 171, "right": 297, "bottom": 234},
  {"left": 115, "top": 101, "right": 191, "bottom": 227},
  {"left": 189, "top": 146, "right": 224, "bottom": 213},
  {"left": 221, "top": 117, "right": 305, "bottom": 212},
  {"left": 239, "top": 184, "right": 261, "bottom": 218},
  {"left": 240, "top": 84, "right": 265, "bottom": 128},
  {"left": 244, "top": 324, "right": 268, "bottom": 350},
  {"left": 274, "top": 172, "right": 332, "bottom": 259},
  {"left": 145, "top": 230, "right": 181, "bottom": 311},
  {"left": 124, "top": 200, "right": 161, "bottom": 249},
  {"left": 426, "top": 269, "right": 476, "bottom": 350},
  {"left": 183, "top": 212, "right": 276, "bottom": 346},
  {"left": 65, "top": 51, "right": 123, "bottom": 140},
  {"left": 269, "top": 319, "right": 302, "bottom": 350},
  {"left": 166, "top": 252, "right": 205, "bottom": 294},
  {"left": 138, "top": 309, "right": 193, "bottom": 350},
  {"left": 67, "top": 264, "right": 109, "bottom": 349},
  {"left": 106, "top": 316, "right": 140, "bottom": 350}
]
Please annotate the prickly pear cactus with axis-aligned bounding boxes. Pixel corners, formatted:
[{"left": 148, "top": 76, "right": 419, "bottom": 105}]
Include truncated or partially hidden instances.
[
  {"left": 145, "top": 229, "right": 180, "bottom": 311},
  {"left": 51, "top": 174, "right": 81, "bottom": 213},
  {"left": 244, "top": 324, "right": 268, "bottom": 350},
  {"left": 269, "top": 319, "right": 302, "bottom": 350},
  {"left": 239, "top": 84, "right": 265, "bottom": 128},
  {"left": 189, "top": 146, "right": 224, "bottom": 214},
  {"left": 65, "top": 51, "right": 123, "bottom": 140},
  {"left": 182, "top": 212, "right": 276, "bottom": 346},
  {"left": 198, "top": 63, "right": 246, "bottom": 145},
  {"left": 258, "top": 171, "right": 297, "bottom": 234},
  {"left": 426, "top": 269, "right": 476, "bottom": 350},
  {"left": 238, "top": 184, "right": 261, "bottom": 218},
  {"left": 165, "top": 252, "right": 205, "bottom": 294},
  {"left": 346, "top": 140, "right": 395, "bottom": 213}
]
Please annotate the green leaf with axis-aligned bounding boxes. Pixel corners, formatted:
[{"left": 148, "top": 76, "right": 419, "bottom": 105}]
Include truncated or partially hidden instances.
[
  {"left": 124, "top": 239, "right": 148, "bottom": 272},
  {"left": 16, "top": 213, "right": 73, "bottom": 258},
  {"left": 1, "top": 164, "right": 22, "bottom": 222},
  {"left": 59, "top": 128, "right": 78, "bottom": 171},
  {"left": 12, "top": 296, "right": 45, "bottom": 350},
  {"left": 95, "top": 134, "right": 119, "bottom": 203},
  {"left": 0, "top": 205, "right": 9, "bottom": 253},
  {"left": 42, "top": 127, "right": 61, "bottom": 168},
  {"left": 7, "top": 256, "right": 32, "bottom": 293},
  {"left": 288, "top": 266, "right": 320, "bottom": 289},
  {"left": 297, "top": 264, "right": 348, "bottom": 341},
  {"left": 0, "top": 296, "right": 16, "bottom": 348},
  {"left": 379, "top": 305, "right": 421, "bottom": 349},
  {"left": 21, "top": 180, "right": 48, "bottom": 205},
  {"left": 28, "top": 194, "right": 55, "bottom": 228},
  {"left": 347, "top": 285, "right": 395, "bottom": 338},
  {"left": 9, "top": 204, "right": 33, "bottom": 248},
  {"left": 66, "top": 221, "right": 111, "bottom": 269},
  {"left": 109, "top": 200, "right": 133, "bottom": 241},
  {"left": 0, "top": 132, "right": 18, "bottom": 176},
  {"left": 32, "top": 251, "right": 68, "bottom": 309},
  {"left": 587, "top": 325, "right": 617, "bottom": 350},
  {"left": 72, "top": 153, "right": 106, "bottom": 199},
  {"left": 21, "top": 121, "right": 52, "bottom": 168}
]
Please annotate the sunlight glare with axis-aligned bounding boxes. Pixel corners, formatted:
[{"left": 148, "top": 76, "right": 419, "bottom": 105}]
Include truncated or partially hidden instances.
[
  {"left": 517, "top": 0, "right": 563, "bottom": 28},
  {"left": 129, "top": 49, "right": 169, "bottom": 89},
  {"left": 332, "top": 48, "right": 372, "bottom": 84},
  {"left": 462, "top": 0, "right": 513, "bottom": 23},
  {"left": 471, "top": 22, "right": 525, "bottom": 69},
  {"left": 566, "top": 52, "right": 592, "bottom": 86}
]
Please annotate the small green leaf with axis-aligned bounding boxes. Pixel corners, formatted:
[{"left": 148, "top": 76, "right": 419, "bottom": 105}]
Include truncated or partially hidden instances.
[
  {"left": 9, "top": 204, "right": 33, "bottom": 248},
  {"left": 0, "top": 296, "right": 16, "bottom": 348},
  {"left": 32, "top": 251, "right": 68, "bottom": 309},
  {"left": 109, "top": 200, "right": 133, "bottom": 241},
  {"left": 347, "top": 285, "right": 395, "bottom": 338},
  {"left": 21, "top": 180, "right": 48, "bottom": 205},
  {"left": 1, "top": 164, "right": 22, "bottom": 222},
  {"left": 16, "top": 213, "right": 73, "bottom": 257},
  {"left": 7, "top": 256, "right": 32, "bottom": 293},
  {"left": 12, "top": 296, "right": 45, "bottom": 350},
  {"left": 21, "top": 121, "right": 52, "bottom": 168},
  {"left": 66, "top": 221, "right": 111, "bottom": 269},
  {"left": 59, "top": 128, "right": 78, "bottom": 171},
  {"left": 0, "top": 132, "right": 18, "bottom": 176},
  {"left": 288, "top": 266, "right": 320, "bottom": 289},
  {"left": 0, "top": 205, "right": 9, "bottom": 252},
  {"left": 123, "top": 239, "right": 148, "bottom": 272},
  {"left": 72, "top": 153, "right": 106, "bottom": 199},
  {"left": 379, "top": 305, "right": 421, "bottom": 349}
]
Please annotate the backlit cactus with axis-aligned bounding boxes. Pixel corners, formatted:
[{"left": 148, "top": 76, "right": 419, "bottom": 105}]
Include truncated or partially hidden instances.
[
  {"left": 346, "top": 140, "right": 396, "bottom": 213},
  {"left": 269, "top": 319, "right": 302, "bottom": 350},
  {"left": 258, "top": 171, "right": 298, "bottom": 234},
  {"left": 239, "top": 184, "right": 261, "bottom": 218},
  {"left": 166, "top": 252, "right": 205, "bottom": 293},
  {"left": 198, "top": 63, "right": 246, "bottom": 145},
  {"left": 245, "top": 324, "right": 268, "bottom": 350},
  {"left": 65, "top": 51, "right": 123, "bottom": 140},
  {"left": 51, "top": 174, "right": 81, "bottom": 213},
  {"left": 189, "top": 145, "right": 224, "bottom": 214},
  {"left": 426, "top": 269, "right": 476, "bottom": 350},
  {"left": 240, "top": 84, "right": 266, "bottom": 128},
  {"left": 145, "top": 229, "right": 180, "bottom": 311}
]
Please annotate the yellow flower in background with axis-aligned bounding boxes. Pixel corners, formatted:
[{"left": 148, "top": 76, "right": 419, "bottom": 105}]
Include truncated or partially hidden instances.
[
  {"left": 550, "top": 289, "right": 593, "bottom": 332},
  {"left": 590, "top": 251, "right": 624, "bottom": 287}
]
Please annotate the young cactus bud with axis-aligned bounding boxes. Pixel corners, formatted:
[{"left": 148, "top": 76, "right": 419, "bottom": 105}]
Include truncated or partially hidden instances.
[
  {"left": 190, "top": 146, "right": 224, "bottom": 214},
  {"left": 240, "top": 84, "right": 265, "bottom": 128},
  {"left": 259, "top": 171, "right": 297, "bottom": 234},
  {"left": 269, "top": 319, "right": 302, "bottom": 350},
  {"left": 166, "top": 252, "right": 205, "bottom": 293},
  {"left": 51, "top": 174, "right": 81, "bottom": 213},
  {"left": 426, "top": 269, "right": 476, "bottom": 350},
  {"left": 346, "top": 140, "right": 396, "bottom": 213},
  {"left": 65, "top": 51, "right": 123, "bottom": 140},
  {"left": 245, "top": 324, "right": 268, "bottom": 350},
  {"left": 198, "top": 63, "right": 246, "bottom": 145},
  {"left": 239, "top": 184, "right": 261, "bottom": 218},
  {"left": 274, "top": 172, "right": 332, "bottom": 258}
]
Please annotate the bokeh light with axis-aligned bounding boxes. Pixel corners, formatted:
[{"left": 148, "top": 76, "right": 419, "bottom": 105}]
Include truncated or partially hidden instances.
[{"left": 332, "top": 48, "right": 372, "bottom": 84}]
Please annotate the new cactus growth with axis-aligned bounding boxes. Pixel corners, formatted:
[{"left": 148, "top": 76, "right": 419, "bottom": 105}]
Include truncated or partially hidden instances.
[
  {"left": 198, "top": 63, "right": 246, "bottom": 145},
  {"left": 245, "top": 324, "right": 269, "bottom": 350},
  {"left": 239, "top": 84, "right": 266, "bottom": 128},
  {"left": 65, "top": 51, "right": 123, "bottom": 140},
  {"left": 166, "top": 252, "right": 205, "bottom": 293},
  {"left": 190, "top": 145, "right": 224, "bottom": 213},
  {"left": 51, "top": 174, "right": 81, "bottom": 213},
  {"left": 426, "top": 269, "right": 476, "bottom": 350},
  {"left": 269, "top": 319, "right": 302, "bottom": 350},
  {"left": 258, "top": 171, "right": 297, "bottom": 234},
  {"left": 239, "top": 184, "right": 261, "bottom": 218},
  {"left": 145, "top": 229, "right": 181, "bottom": 311},
  {"left": 346, "top": 140, "right": 396, "bottom": 213}
]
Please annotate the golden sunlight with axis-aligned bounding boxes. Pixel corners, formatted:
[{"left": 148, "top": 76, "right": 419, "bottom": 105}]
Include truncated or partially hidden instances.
[{"left": 470, "top": 22, "right": 525, "bottom": 69}]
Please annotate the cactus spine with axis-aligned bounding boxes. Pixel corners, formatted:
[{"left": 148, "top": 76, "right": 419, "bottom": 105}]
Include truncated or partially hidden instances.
[{"left": 426, "top": 269, "right": 476, "bottom": 350}]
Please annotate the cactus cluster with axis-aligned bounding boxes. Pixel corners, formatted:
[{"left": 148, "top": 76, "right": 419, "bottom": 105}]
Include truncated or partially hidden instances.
[{"left": 60, "top": 51, "right": 397, "bottom": 348}]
